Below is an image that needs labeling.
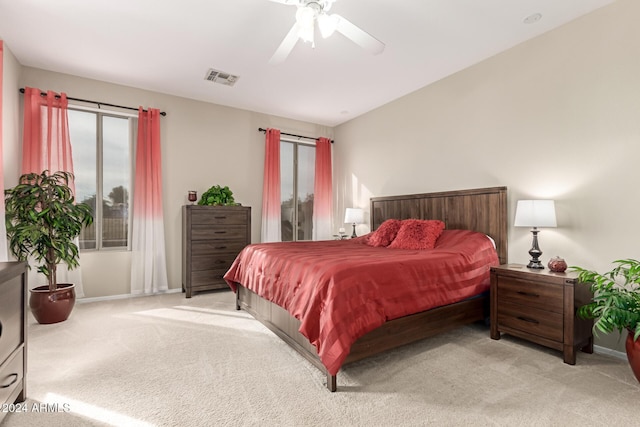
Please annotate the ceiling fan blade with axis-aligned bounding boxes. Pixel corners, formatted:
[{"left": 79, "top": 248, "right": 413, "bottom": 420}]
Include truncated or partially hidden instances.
[
  {"left": 269, "top": 23, "right": 300, "bottom": 65},
  {"left": 334, "top": 14, "right": 385, "bottom": 55},
  {"left": 268, "top": 0, "right": 301, "bottom": 5}
]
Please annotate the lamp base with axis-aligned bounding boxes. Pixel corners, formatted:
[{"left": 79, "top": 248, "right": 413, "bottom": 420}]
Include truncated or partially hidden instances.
[
  {"left": 351, "top": 223, "right": 357, "bottom": 238},
  {"left": 526, "top": 228, "right": 544, "bottom": 269},
  {"left": 526, "top": 259, "right": 545, "bottom": 269}
]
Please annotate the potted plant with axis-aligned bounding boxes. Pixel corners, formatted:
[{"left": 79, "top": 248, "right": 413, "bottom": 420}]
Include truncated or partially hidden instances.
[
  {"left": 573, "top": 259, "right": 640, "bottom": 383},
  {"left": 198, "top": 184, "right": 236, "bottom": 206},
  {"left": 4, "top": 170, "right": 93, "bottom": 324}
]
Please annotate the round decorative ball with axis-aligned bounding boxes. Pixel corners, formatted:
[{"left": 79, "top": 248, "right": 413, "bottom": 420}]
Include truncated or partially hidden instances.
[{"left": 548, "top": 256, "right": 568, "bottom": 273}]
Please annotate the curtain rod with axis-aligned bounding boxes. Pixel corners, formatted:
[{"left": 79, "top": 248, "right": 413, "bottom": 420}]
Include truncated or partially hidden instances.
[
  {"left": 19, "top": 88, "right": 167, "bottom": 116},
  {"left": 258, "top": 127, "right": 333, "bottom": 143}
]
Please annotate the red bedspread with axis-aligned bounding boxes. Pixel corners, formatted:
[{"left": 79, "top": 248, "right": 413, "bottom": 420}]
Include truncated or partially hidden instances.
[{"left": 224, "top": 229, "right": 499, "bottom": 375}]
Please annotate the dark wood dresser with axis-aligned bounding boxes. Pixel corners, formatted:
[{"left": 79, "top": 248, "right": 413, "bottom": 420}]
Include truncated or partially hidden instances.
[
  {"left": 182, "top": 205, "right": 251, "bottom": 298},
  {"left": 0, "top": 262, "right": 28, "bottom": 422},
  {"left": 490, "top": 264, "right": 593, "bottom": 364}
]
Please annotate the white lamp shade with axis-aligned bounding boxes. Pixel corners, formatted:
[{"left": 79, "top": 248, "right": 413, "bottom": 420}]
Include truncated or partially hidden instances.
[
  {"left": 514, "top": 200, "right": 557, "bottom": 228},
  {"left": 344, "top": 208, "right": 364, "bottom": 224}
]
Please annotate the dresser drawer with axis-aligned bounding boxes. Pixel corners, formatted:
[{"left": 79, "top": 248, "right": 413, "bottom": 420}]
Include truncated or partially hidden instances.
[
  {"left": 191, "top": 254, "right": 235, "bottom": 272},
  {"left": 0, "top": 278, "right": 22, "bottom": 365},
  {"left": 191, "top": 241, "right": 247, "bottom": 255},
  {"left": 498, "top": 301, "right": 563, "bottom": 342},
  {"left": 191, "top": 268, "right": 229, "bottom": 286},
  {"left": 0, "top": 348, "right": 24, "bottom": 407},
  {"left": 497, "top": 276, "right": 563, "bottom": 313},
  {"left": 190, "top": 210, "right": 248, "bottom": 225},
  {"left": 191, "top": 225, "right": 248, "bottom": 241}
]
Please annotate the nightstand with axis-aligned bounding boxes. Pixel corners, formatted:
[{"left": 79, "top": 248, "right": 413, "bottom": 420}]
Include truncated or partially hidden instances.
[{"left": 490, "top": 264, "right": 594, "bottom": 364}]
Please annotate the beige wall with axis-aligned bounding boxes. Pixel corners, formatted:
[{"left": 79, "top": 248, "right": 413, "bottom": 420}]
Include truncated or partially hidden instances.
[
  {"left": 3, "top": 62, "right": 332, "bottom": 299},
  {"left": 334, "top": 0, "right": 638, "bottom": 352}
]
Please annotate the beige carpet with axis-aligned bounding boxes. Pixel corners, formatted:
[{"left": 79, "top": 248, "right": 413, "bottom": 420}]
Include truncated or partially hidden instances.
[{"left": 3, "top": 290, "right": 638, "bottom": 427}]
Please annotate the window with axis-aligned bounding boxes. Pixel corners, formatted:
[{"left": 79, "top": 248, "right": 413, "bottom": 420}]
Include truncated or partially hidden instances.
[
  {"left": 280, "top": 139, "right": 315, "bottom": 241},
  {"left": 68, "top": 109, "right": 133, "bottom": 250}
]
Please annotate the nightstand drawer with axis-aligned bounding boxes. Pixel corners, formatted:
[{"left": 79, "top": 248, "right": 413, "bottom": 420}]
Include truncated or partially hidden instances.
[
  {"left": 498, "top": 301, "right": 563, "bottom": 342},
  {"left": 0, "top": 348, "right": 24, "bottom": 408},
  {"left": 497, "top": 276, "right": 563, "bottom": 313}
]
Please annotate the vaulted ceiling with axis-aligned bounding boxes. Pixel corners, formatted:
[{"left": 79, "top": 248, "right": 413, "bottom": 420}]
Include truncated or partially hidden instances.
[{"left": 0, "top": 0, "right": 614, "bottom": 126}]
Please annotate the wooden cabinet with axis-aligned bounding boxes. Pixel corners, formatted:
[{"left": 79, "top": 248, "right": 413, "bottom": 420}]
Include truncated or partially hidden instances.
[
  {"left": 490, "top": 264, "right": 593, "bottom": 364},
  {"left": 182, "top": 205, "right": 251, "bottom": 298},
  {"left": 0, "top": 262, "right": 28, "bottom": 422}
]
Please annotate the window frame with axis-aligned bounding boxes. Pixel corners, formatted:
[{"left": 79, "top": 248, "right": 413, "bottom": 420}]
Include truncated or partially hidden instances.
[
  {"left": 68, "top": 105, "right": 135, "bottom": 252},
  {"left": 280, "top": 137, "right": 316, "bottom": 242}
]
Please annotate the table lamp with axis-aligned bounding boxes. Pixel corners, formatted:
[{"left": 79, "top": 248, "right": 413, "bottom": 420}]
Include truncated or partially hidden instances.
[{"left": 514, "top": 199, "right": 557, "bottom": 269}]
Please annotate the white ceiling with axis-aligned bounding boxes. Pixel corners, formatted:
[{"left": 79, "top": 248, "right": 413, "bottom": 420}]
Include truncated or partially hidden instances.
[{"left": 0, "top": 0, "right": 614, "bottom": 127}]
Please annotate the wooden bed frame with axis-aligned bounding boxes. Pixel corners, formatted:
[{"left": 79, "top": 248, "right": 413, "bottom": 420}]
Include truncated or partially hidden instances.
[{"left": 235, "top": 186, "right": 508, "bottom": 391}]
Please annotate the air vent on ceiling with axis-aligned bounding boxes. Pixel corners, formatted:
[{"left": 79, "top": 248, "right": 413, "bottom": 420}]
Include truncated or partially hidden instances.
[{"left": 204, "top": 68, "right": 239, "bottom": 86}]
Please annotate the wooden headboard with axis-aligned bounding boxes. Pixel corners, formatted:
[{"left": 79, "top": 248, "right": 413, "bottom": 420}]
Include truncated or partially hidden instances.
[{"left": 370, "top": 186, "right": 508, "bottom": 265}]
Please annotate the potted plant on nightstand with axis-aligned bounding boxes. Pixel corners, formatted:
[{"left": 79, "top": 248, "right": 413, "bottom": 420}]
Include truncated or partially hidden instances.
[
  {"left": 572, "top": 259, "right": 640, "bottom": 383},
  {"left": 4, "top": 170, "right": 93, "bottom": 324}
]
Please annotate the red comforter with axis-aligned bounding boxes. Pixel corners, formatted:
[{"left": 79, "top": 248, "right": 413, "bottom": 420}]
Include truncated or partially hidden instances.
[{"left": 224, "top": 229, "right": 499, "bottom": 375}]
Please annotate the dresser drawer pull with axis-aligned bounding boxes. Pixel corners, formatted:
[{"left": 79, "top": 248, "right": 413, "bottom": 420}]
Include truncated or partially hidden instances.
[
  {"left": 517, "top": 291, "right": 540, "bottom": 298},
  {"left": 0, "top": 373, "right": 18, "bottom": 389},
  {"left": 517, "top": 316, "right": 540, "bottom": 324},
  {"left": 214, "top": 246, "right": 227, "bottom": 250}
]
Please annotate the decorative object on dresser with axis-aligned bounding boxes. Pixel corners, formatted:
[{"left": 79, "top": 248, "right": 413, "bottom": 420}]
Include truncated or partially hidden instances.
[
  {"left": 344, "top": 208, "right": 364, "bottom": 238},
  {"left": 187, "top": 190, "right": 197, "bottom": 205},
  {"left": 572, "top": 259, "right": 640, "bottom": 383},
  {"left": 230, "top": 186, "right": 508, "bottom": 391},
  {"left": 548, "top": 256, "right": 568, "bottom": 273},
  {"left": 4, "top": 171, "right": 93, "bottom": 324},
  {"left": 0, "top": 261, "right": 28, "bottom": 424},
  {"left": 490, "top": 264, "right": 593, "bottom": 364},
  {"left": 514, "top": 199, "right": 557, "bottom": 269},
  {"left": 197, "top": 184, "right": 235, "bottom": 206},
  {"left": 182, "top": 205, "right": 250, "bottom": 298}
]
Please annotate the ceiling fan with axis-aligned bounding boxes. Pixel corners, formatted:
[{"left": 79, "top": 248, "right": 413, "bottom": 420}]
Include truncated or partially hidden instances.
[{"left": 268, "top": 0, "right": 385, "bottom": 64}]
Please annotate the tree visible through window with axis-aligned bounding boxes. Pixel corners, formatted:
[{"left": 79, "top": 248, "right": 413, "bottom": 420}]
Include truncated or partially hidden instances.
[
  {"left": 68, "top": 109, "right": 132, "bottom": 250},
  {"left": 280, "top": 140, "right": 315, "bottom": 241}
]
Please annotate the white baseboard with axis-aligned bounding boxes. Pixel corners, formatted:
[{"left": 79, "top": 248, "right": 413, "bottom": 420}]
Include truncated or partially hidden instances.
[
  {"left": 594, "top": 344, "right": 627, "bottom": 360},
  {"left": 77, "top": 288, "right": 182, "bottom": 304}
]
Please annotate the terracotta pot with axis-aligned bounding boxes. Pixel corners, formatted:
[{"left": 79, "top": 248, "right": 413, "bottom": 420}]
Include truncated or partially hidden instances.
[
  {"left": 29, "top": 283, "right": 76, "bottom": 324},
  {"left": 626, "top": 330, "right": 640, "bottom": 383}
]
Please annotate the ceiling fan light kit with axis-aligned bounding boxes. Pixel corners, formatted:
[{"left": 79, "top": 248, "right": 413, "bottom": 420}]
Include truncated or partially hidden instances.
[{"left": 269, "top": 0, "right": 385, "bottom": 64}]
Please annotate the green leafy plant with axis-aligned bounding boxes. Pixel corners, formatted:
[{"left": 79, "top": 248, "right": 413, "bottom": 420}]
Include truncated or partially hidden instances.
[
  {"left": 4, "top": 170, "right": 94, "bottom": 292},
  {"left": 573, "top": 259, "right": 640, "bottom": 341},
  {"left": 198, "top": 185, "right": 236, "bottom": 206}
]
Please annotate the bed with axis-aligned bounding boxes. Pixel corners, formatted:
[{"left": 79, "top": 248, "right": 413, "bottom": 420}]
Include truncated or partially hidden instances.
[{"left": 224, "top": 186, "right": 507, "bottom": 391}]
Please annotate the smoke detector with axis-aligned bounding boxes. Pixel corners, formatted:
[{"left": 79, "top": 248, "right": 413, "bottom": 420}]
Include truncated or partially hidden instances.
[{"left": 204, "top": 68, "right": 239, "bottom": 86}]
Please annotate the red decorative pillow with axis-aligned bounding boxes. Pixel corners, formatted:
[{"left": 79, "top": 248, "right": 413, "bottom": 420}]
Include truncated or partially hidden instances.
[
  {"left": 388, "top": 219, "right": 446, "bottom": 250},
  {"left": 368, "top": 219, "right": 402, "bottom": 247}
]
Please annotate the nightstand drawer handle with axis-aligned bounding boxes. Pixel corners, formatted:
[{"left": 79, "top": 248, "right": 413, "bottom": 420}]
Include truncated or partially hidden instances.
[
  {"left": 517, "top": 316, "right": 539, "bottom": 324},
  {"left": 214, "top": 231, "right": 227, "bottom": 234},
  {"left": 214, "top": 216, "right": 227, "bottom": 219},
  {"left": 517, "top": 291, "right": 540, "bottom": 298},
  {"left": 0, "top": 373, "right": 18, "bottom": 389},
  {"left": 214, "top": 246, "right": 227, "bottom": 250}
]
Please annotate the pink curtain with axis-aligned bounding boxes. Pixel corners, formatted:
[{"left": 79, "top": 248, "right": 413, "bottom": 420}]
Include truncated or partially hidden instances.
[
  {"left": 21, "top": 87, "right": 75, "bottom": 186},
  {"left": 312, "top": 137, "right": 333, "bottom": 240},
  {"left": 130, "top": 107, "right": 169, "bottom": 294},
  {"left": 0, "top": 41, "right": 6, "bottom": 261},
  {"left": 261, "top": 128, "right": 281, "bottom": 242},
  {"left": 20, "top": 86, "right": 83, "bottom": 293}
]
